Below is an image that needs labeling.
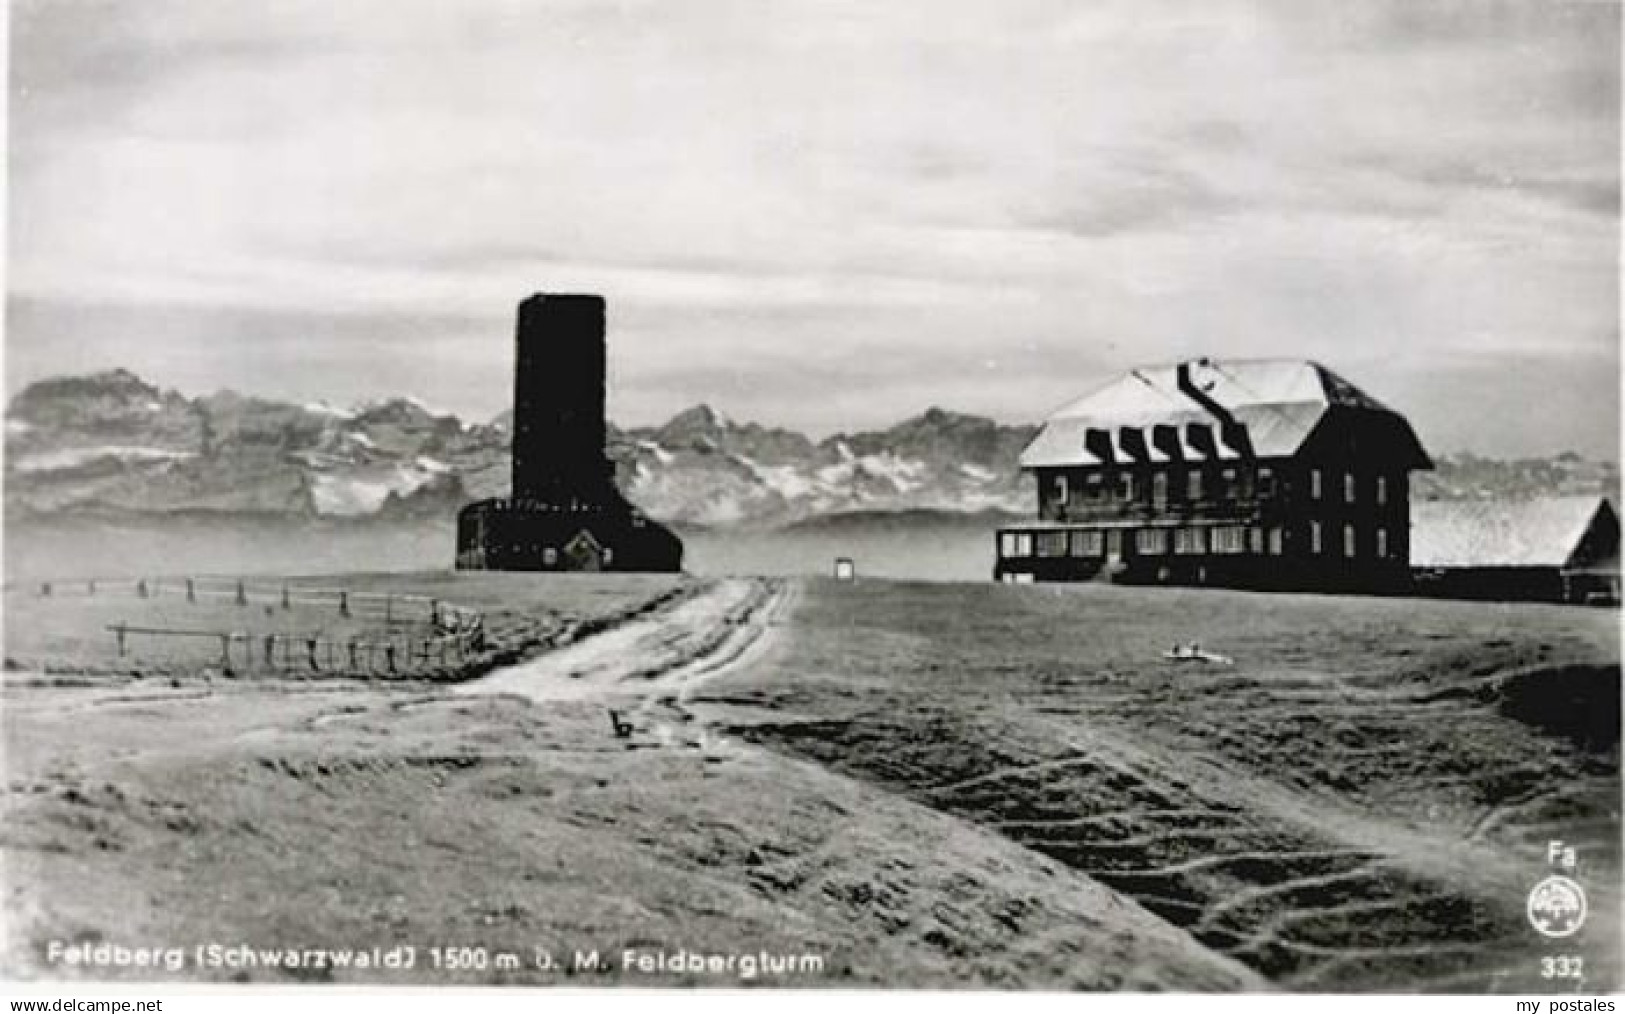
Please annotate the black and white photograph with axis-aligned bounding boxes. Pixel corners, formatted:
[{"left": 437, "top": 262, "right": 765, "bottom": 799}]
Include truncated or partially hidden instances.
[{"left": 1, "top": 0, "right": 1620, "bottom": 1002}]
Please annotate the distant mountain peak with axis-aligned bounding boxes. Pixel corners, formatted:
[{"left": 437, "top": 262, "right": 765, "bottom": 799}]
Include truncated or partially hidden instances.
[
  {"left": 9, "top": 368, "right": 166, "bottom": 412},
  {"left": 663, "top": 403, "right": 730, "bottom": 429}
]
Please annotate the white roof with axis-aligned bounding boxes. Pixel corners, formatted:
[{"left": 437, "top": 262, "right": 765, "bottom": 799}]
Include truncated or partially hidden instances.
[
  {"left": 1411, "top": 496, "right": 1618, "bottom": 569},
  {"left": 1021, "top": 358, "right": 1417, "bottom": 468}
]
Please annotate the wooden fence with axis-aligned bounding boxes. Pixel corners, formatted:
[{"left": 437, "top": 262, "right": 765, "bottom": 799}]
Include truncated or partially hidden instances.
[{"left": 11, "top": 576, "right": 486, "bottom": 679}]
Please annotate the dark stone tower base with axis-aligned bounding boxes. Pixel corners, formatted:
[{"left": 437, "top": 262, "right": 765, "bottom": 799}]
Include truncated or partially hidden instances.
[
  {"left": 455, "top": 498, "right": 683, "bottom": 572},
  {"left": 455, "top": 293, "right": 683, "bottom": 573}
]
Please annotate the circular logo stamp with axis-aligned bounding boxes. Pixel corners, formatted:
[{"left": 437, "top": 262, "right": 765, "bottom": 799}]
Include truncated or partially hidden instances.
[{"left": 1527, "top": 875, "right": 1587, "bottom": 939}]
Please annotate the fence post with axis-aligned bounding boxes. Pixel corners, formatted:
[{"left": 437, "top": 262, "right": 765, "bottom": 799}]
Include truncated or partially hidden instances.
[
  {"left": 348, "top": 639, "right": 359, "bottom": 671},
  {"left": 306, "top": 638, "right": 319, "bottom": 671},
  {"left": 88, "top": 580, "right": 96, "bottom": 596},
  {"left": 385, "top": 642, "right": 397, "bottom": 674},
  {"left": 339, "top": 591, "right": 350, "bottom": 618},
  {"left": 186, "top": 578, "right": 196, "bottom": 603},
  {"left": 236, "top": 581, "right": 248, "bottom": 606},
  {"left": 220, "top": 635, "right": 234, "bottom": 677},
  {"left": 40, "top": 581, "right": 52, "bottom": 598},
  {"left": 136, "top": 579, "right": 147, "bottom": 599},
  {"left": 385, "top": 596, "right": 394, "bottom": 625},
  {"left": 113, "top": 623, "right": 127, "bottom": 656},
  {"left": 430, "top": 599, "right": 440, "bottom": 628},
  {"left": 281, "top": 586, "right": 291, "bottom": 610},
  {"left": 263, "top": 635, "right": 275, "bottom": 669}
]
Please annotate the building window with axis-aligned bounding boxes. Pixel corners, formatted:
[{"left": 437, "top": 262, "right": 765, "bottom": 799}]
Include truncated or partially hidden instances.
[
  {"left": 1174, "top": 528, "right": 1206, "bottom": 555},
  {"left": 1375, "top": 527, "right": 1389, "bottom": 559},
  {"left": 1070, "top": 530, "right": 1104, "bottom": 557},
  {"left": 1221, "top": 467, "right": 1238, "bottom": 498},
  {"left": 1136, "top": 529, "right": 1169, "bottom": 555},
  {"left": 1054, "top": 475, "right": 1069, "bottom": 505},
  {"left": 1106, "top": 530, "right": 1123, "bottom": 558},
  {"left": 1310, "top": 468, "right": 1323, "bottom": 500},
  {"left": 1268, "top": 527, "right": 1284, "bottom": 555},
  {"left": 1344, "top": 472, "right": 1356, "bottom": 503},
  {"left": 1249, "top": 527, "right": 1264, "bottom": 554},
  {"left": 1119, "top": 473, "right": 1135, "bottom": 501},
  {"left": 1187, "top": 469, "right": 1203, "bottom": 500},
  {"left": 1212, "top": 527, "right": 1247, "bottom": 554},
  {"left": 1343, "top": 523, "right": 1356, "bottom": 558},
  {"left": 1036, "top": 531, "right": 1068, "bottom": 558},
  {"left": 1152, "top": 471, "right": 1168, "bottom": 505},
  {"left": 1000, "top": 533, "right": 1034, "bottom": 558},
  {"left": 1310, "top": 521, "right": 1323, "bottom": 554},
  {"left": 1257, "top": 467, "right": 1275, "bottom": 497},
  {"left": 1376, "top": 476, "right": 1388, "bottom": 505}
]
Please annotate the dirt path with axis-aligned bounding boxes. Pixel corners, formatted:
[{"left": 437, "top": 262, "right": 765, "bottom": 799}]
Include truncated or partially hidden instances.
[{"left": 458, "top": 577, "right": 790, "bottom": 753}]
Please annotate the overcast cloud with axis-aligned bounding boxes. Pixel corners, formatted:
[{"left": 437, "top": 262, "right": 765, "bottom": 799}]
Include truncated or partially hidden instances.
[{"left": 6, "top": 0, "right": 1620, "bottom": 456}]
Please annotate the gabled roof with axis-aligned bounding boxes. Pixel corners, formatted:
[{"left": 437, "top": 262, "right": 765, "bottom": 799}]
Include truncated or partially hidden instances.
[
  {"left": 1020, "top": 358, "right": 1421, "bottom": 468},
  {"left": 1410, "top": 495, "right": 1618, "bottom": 569}
]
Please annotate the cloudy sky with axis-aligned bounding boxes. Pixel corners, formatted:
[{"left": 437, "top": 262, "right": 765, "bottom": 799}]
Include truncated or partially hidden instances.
[{"left": 7, "top": 0, "right": 1620, "bottom": 456}]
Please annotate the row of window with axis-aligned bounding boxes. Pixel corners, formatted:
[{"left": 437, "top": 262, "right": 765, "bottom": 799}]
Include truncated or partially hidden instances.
[
  {"left": 1001, "top": 523, "right": 1393, "bottom": 560},
  {"left": 1308, "top": 469, "right": 1389, "bottom": 505},
  {"left": 1053, "top": 467, "right": 1269, "bottom": 505},
  {"left": 1051, "top": 467, "right": 1392, "bottom": 507}
]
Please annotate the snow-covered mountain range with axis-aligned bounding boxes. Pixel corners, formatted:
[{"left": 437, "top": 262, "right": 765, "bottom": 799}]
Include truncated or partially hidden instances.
[
  {"left": 3, "top": 370, "right": 1036, "bottom": 525},
  {"left": 6, "top": 370, "right": 1616, "bottom": 526}
]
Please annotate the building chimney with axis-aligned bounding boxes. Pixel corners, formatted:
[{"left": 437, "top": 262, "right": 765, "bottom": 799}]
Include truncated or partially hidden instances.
[{"left": 1176, "top": 359, "right": 1253, "bottom": 460}]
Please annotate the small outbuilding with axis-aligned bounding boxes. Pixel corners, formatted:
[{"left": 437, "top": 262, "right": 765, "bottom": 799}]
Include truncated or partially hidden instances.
[{"left": 1409, "top": 495, "right": 1620, "bottom": 605}]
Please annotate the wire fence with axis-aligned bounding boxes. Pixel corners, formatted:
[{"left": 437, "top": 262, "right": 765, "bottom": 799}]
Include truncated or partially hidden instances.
[{"left": 9, "top": 576, "right": 487, "bottom": 679}]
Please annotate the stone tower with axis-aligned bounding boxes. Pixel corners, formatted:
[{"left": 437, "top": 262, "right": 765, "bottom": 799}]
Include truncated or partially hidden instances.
[{"left": 455, "top": 293, "right": 683, "bottom": 572}]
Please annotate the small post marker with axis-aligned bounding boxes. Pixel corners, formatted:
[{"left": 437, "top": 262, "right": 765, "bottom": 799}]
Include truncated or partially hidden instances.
[
  {"left": 236, "top": 581, "right": 248, "bottom": 606},
  {"left": 186, "top": 578, "right": 196, "bottom": 603},
  {"left": 339, "top": 591, "right": 351, "bottom": 617},
  {"left": 281, "top": 586, "right": 291, "bottom": 610},
  {"left": 113, "top": 623, "right": 128, "bottom": 656}
]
